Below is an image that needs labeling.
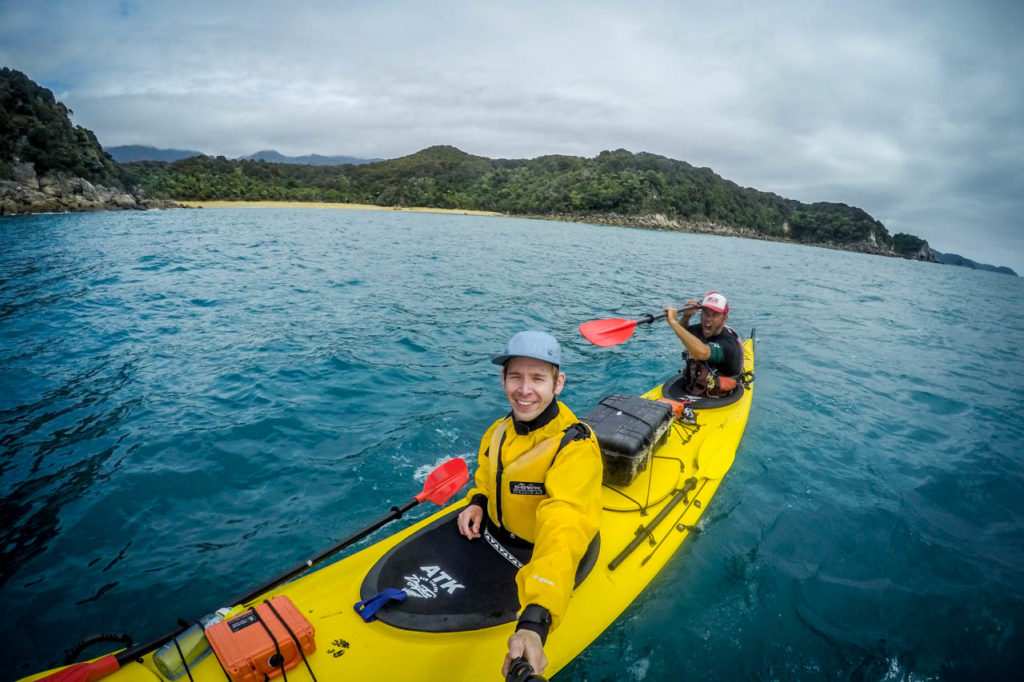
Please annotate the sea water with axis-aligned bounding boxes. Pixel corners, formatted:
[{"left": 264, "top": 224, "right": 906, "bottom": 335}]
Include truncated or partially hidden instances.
[{"left": 1, "top": 208, "right": 1022, "bottom": 681}]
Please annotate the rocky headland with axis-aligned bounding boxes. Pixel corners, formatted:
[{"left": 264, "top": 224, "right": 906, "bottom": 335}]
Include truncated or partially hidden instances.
[
  {"left": 529, "top": 211, "right": 938, "bottom": 263},
  {"left": 0, "top": 161, "right": 178, "bottom": 215}
]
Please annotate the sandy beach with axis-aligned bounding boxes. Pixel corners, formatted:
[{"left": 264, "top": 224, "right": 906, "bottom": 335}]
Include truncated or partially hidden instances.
[{"left": 176, "top": 200, "right": 502, "bottom": 217}]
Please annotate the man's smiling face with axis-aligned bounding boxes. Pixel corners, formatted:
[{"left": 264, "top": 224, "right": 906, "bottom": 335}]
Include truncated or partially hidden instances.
[{"left": 501, "top": 356, "right": 564, "bottom": 422}]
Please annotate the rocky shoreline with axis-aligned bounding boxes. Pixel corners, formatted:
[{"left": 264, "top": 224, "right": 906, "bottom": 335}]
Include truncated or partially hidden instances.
[
  {"left": 0, "top": 169, "right": 943, "bottom": 267},
  {"left": 0, "top": 162, "right": 178, "bottom": 216},
  {"left": 526, "top": 211, "right": 938, "bottom": 263}
]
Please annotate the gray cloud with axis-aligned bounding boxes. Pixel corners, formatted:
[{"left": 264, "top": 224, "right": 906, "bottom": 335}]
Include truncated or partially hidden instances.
[{"left": 2, "top": 0, "right": 1021, "bottom": 272}]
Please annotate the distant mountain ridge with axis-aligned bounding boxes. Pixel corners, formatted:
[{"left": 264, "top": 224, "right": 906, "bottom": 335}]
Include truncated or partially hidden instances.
[
  {"left": 241, "top": 150, "right": 379, "bottom": 165},
  {"left": 106, "top": 145, "right": 379, "bottom": 166},
  {"left": 932, "top": 251, "right": 1018, "bottom": 277},
  {"left": 106, "top": 145, "right": 204, "bottom": 163}
]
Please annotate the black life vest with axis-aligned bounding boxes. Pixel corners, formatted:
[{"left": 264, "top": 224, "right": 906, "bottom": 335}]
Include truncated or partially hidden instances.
[{"left": 680, "top": 326, "right": 742, "bottom": 397}]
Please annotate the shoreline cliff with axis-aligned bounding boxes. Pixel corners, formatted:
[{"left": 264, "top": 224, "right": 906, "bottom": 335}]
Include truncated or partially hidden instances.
[
  {"left": 523, "top": 210, "right": 938, "bottom": 263},
  {"left": 0, "top": 161, "right": 178, "bottom": 216}
]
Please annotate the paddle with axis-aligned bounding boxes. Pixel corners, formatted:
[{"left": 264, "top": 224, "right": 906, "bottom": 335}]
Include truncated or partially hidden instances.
[
  {"left": 579, "top": 305, "right": 699, "bottom": 347},
  {"left": 38, "top": 458, "right": 469, "bottom": 682}
]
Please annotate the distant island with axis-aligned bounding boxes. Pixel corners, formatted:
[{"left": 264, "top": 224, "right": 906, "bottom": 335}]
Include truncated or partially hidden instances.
[
  {"left": 932, "top": 251, "right": 1018, "bottom": 276},
  {"left": 1, "top": 67, "right": 1015, "bottom": 276}
]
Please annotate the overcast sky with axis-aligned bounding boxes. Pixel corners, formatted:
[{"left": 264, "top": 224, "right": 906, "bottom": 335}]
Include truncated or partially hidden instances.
[{"left": 3, "top": 0, "right": 1022, "bottom": 273}]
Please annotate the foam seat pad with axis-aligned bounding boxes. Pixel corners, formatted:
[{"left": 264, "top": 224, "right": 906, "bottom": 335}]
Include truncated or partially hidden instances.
[{"left": 360, "top": 507, "right": 599, "bottom": 632}]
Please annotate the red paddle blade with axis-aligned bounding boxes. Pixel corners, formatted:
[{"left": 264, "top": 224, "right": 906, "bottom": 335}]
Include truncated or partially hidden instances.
[
  {"left": 35, "top": 654, "right": 120, "bottom": 682},
  {"left": 578, "top": 318, "right": 640, "bottom": 347},
  {"left": 415, "top": 458, "right": 469, "bottom": 504}
]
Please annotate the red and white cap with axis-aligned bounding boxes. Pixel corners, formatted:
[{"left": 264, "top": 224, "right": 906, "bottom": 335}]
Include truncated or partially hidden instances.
[{"left": 700, "top": 291, "right": 729, "bottom": 314}]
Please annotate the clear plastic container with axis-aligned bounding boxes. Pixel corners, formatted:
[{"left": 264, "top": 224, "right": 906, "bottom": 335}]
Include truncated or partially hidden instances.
[{"left": 153, "top": 608, "right": 230, "bottom": 680}]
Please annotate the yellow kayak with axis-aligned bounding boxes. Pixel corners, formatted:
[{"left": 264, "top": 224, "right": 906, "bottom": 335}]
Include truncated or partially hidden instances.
[{"left": 23, "top": 336, "right": 755, "bottom": 682}]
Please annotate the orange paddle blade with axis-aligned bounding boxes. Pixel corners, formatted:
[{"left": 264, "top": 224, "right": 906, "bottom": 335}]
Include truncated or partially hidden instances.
[
  {"left": 578, "top": 318, "right": 640, "bottom": 347},
  {"left": 415, "top": 458, "right": 469, "bottom": 504}
]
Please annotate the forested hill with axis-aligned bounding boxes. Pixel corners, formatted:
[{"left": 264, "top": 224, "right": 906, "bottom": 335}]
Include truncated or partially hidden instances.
[
  {"left": 0, "top": 67, "right": 125, "bottom": 187},
  {"left": 0, "top": 67, "right": 939, "bottom": 262},
  {"left": 126, "top": 146, "right": 926, "bottom": 259},
  {"left": 0, "top": 68, "right": 177, "bottom": 214}
]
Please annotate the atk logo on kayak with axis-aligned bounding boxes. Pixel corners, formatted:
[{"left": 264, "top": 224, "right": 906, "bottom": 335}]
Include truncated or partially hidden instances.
[{"left": 403, "top": 565, "right": 465, "bottom": 599}]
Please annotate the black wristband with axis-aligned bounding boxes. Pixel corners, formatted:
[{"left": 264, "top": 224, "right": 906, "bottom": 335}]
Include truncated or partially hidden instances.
[
  {"left": 515, "top": 604, "right": 551, "bottom": 645},
  {"left": 469, "top": 493, "right": 487, "bottom": 509}
]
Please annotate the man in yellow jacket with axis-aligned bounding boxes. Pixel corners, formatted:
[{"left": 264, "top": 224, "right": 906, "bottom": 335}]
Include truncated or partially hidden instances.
[{"left": 457, "top": 330, "right": 603, "bottom": 677}]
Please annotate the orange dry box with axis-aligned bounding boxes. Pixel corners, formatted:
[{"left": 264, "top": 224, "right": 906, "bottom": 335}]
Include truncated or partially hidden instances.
[{"left": 206, "top": 595, "right": 316, "bottom": 682}]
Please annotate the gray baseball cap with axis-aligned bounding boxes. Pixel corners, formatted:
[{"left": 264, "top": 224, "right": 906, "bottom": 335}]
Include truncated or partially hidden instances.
[{"left": 491, "top": 330, "right": 562, "bottom": 367}]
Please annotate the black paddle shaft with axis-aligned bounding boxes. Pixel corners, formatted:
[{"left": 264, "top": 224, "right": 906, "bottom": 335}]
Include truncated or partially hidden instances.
[
  {"left": 637, "top": 312, "right": 667, "bottom": 325},
  {"left": 640, "top": 304, "right": 700, "bottom": 325},
  {"left": 233, "top": 497, "right": 419, "bottom": 605},
  {"left": 112, "top": 497, "right": 421, "bottom": 667}
]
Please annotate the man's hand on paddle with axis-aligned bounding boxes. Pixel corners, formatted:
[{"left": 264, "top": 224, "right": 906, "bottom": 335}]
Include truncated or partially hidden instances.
[
  {"left": 457, "top": 503, "right": 483, "bottom": 540},
  {"left": 665, "top": 299, "right": 699, "bottom": 324},
  {"left": 503, "top": 629, "right": 547, "bottom": 678}
]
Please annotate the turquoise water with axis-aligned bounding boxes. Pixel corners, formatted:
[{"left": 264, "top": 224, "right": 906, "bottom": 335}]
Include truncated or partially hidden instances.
[{"left": 2, "top": 208, "right": 1022, "bottom": 681}]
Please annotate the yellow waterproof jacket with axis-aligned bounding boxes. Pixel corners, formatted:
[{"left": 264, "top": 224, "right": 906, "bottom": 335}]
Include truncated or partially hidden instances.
[{"left": 465, "top": 401, "right": 603, "bottom": 632}]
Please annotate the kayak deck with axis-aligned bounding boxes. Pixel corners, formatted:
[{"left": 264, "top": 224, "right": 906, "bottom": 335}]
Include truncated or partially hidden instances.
[{"left": 23, "top": 338, "right": 755, "bottom": 682}]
